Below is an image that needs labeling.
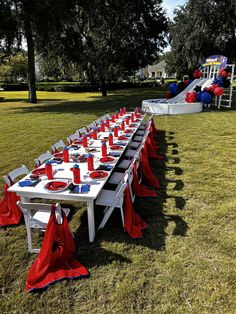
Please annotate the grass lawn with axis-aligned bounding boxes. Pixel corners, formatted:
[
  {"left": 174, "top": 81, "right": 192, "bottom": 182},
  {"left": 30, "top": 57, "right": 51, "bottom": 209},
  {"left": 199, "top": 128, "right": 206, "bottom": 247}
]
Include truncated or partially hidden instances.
[{"left": 0, "top": 88, "right": 236, "bottom": 313}]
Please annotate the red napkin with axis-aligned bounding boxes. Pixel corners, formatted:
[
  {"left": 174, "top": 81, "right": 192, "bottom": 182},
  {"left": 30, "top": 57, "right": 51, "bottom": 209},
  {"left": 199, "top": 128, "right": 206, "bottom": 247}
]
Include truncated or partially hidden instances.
[
  {"left": 110, "top": 145, "right": 123, "bottom": 150},
  {"left": 45, "top": 181, "right": 68, "bottom": 191},
  {"left": 89, "top": 171, "right": 108, "bottom": 179},
  {"left": 0, "top": 181, "right": 21, "bottom": 226},
  {"left": 123, "top": 187, "right": 148, "bottom": 239},
  {"left": 26, "top": 205, "right": 89, "bottom": 291},
  {"left": 100, "top": 157, "right": 115, "bottom": 163},
  {"left": 31, "top": 168, "right": 46, "bottom": 176},
  {"left": 140, "top": 148, "right": 160, "bottom": 189},
  {"left": 132, "top": 163, "right": 157, "bottom": 197}
]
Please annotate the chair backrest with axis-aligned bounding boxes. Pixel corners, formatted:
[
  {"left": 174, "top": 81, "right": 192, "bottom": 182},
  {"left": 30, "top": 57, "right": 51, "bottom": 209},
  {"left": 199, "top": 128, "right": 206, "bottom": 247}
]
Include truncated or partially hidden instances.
[
  {"left": 51, "top": 140, "right": 65, "bottom": 153},
  {"left": 3, "top": 165, "right": 29, "bottom": 186},
  {"left": 77, "top": 127, "right": 87, "bottom": 136},
  {"left": 17, "top": 201, "right": 63, "bottom": 224},
  {"left": 86, "top": 122, "right": 96, "bottom": 131},
  {"left": 67, "top": 133, "right": 79, "bottom": 144},
  {"left": 34, "top": 151, "right": 52, "bottom": 167}
]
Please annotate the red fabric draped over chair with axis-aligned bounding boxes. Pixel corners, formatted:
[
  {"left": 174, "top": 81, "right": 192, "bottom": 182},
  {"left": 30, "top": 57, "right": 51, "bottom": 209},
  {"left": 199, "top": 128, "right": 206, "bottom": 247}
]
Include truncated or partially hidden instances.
[
  {"left": 140, "top": 147, "right": 160, "bottom": 189},
  {"left": 0, "top": 180, "right": 21, "bottom": 226},
  {"left": 132, "top": 163, "right": 157, "bottom": 197},
  {"left": 26, "top": 205, "right": 89, "bottom": 292},
  {"left": 123, "top": 187, "right": 148, "bottom": 239}
]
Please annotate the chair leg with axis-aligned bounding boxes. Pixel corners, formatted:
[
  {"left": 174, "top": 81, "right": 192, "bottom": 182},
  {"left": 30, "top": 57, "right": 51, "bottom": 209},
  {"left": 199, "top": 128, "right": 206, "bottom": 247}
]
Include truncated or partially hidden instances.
[
  {"left": 120, "top": 207, "right": 124, "bottom": 227},
  {"left": 98, "top": 205, "right": 116, "bottom": 229}
]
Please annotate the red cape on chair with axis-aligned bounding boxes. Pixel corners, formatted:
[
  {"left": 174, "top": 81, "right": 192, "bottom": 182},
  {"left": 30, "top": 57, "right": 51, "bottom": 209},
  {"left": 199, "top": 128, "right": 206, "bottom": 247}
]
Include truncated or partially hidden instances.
[
  {"left": 141, "top": 148, "right": 160, "bottom": 189},
  {"left": 0, "top": 182, "right": 21, "bottom": 226},
  {"left": 150, "top": 117, "right": 159, "bottom": 134},
  {"left": 123, "top": 187, "right": 148, "bottom": 239},
  {"left": 132, "top": 163, "right": 157, "bottom": 197},
  {"left": 26, "top": 205, "right": 89, "bottom": 292},
  {"left": 145, "top": 139, "right": 163, "bottom": 160}
]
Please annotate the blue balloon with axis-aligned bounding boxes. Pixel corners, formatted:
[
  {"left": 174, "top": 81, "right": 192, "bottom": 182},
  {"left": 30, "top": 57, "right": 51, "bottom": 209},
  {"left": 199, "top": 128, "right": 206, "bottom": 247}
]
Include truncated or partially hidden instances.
[
  {"left": 169, "top": 82, "right": 178, "bottom": 94},
  {"left": 196, "top": 91, "right": 202, "bottom": 102},
  {"left": 212, "top": 77, "right": 223, "bottom": 87},
  {"left": 200, "top": 92, "right": 212, "bottom": 104}
]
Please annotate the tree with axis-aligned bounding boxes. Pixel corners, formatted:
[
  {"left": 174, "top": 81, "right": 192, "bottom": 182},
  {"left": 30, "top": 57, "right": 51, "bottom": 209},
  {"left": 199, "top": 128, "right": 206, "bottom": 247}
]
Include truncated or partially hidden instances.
[
  {"left": 169, "top": 0, "right": 236, "bottom": 77},
  {"left": 0, "top": 52, "right": 27, "bottom": 82},
  {"left": 36, "top": 0, "right": 168, "bottom": 96}
]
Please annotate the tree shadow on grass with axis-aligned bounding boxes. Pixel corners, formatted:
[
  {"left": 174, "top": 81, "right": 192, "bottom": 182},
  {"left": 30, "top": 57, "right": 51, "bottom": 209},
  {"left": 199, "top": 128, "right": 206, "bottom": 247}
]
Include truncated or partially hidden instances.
[
  {"left": 72, "top": 129, "right": 188, "bottom": 266},
  {"left": 5, "top": 88, "right": 166, "bottom": 116}
]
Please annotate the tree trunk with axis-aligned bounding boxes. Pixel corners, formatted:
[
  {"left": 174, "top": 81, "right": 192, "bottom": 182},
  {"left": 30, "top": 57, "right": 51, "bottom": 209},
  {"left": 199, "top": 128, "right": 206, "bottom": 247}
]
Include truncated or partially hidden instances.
[
  {"left": 23, "top": 6, "right": 37, "bottom": 103},
  {"left": 100, "top": 78, "right": 107, "bottom": 96}
]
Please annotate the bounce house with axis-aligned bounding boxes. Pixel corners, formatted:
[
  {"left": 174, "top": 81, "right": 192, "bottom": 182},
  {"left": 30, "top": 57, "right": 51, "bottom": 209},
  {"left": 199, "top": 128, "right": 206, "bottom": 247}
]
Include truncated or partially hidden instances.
[{"left": 142, "top": 55, "right": 235, "bottom": 115}]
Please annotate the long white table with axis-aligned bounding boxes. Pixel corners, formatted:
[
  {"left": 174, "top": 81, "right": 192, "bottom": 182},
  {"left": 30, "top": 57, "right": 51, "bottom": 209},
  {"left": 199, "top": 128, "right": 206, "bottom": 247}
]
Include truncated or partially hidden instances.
[{"left": 8, "top": 112, "right": 145, "bottom": 242}]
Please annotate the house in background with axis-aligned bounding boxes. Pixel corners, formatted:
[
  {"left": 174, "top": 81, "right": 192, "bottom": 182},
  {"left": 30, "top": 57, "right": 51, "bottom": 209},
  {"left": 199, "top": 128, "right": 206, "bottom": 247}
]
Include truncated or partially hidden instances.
[{"left": 147, "top": 60, "right": 176, "bottom": 80}]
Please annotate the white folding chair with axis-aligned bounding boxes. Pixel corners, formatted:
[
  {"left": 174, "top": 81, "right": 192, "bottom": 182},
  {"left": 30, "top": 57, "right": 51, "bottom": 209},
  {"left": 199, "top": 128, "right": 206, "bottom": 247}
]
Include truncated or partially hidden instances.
[
  {"left": 67, "top": 133, "right": 80, "bottom": 144},
  {"left": 51, "top": 140, "right": 65, "bottom": 153},
  {"left": 34, "top": 151, "right": 52, "bottom": 167},
  {"left": 96, "top": 174, "right": 129, "bottom": 229},
  {"left": 17, "top": 201, "right": 70, "bottom": 253},
  {"left": 77, "top": 127, "right": 87, "bottom": 136},
  {"left": 3, "top": 165, "right": 29, "bottom": 186},
  {"left": 86, "top": 122, "right": 96, "bottom": 131}
]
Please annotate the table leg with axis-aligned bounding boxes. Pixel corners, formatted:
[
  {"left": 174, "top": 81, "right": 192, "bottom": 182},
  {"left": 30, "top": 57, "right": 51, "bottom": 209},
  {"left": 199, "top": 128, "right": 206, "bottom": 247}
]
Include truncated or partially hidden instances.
[{"left": 87, "top": 200, "right": 95, "bottom": 242}]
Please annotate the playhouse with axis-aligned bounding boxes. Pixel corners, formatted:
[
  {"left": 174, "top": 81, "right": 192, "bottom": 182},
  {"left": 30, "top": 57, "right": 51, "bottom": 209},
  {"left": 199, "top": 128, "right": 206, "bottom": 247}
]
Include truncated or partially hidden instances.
[{"left": 142, "top": 55, "right": 235, "bottom": 115}]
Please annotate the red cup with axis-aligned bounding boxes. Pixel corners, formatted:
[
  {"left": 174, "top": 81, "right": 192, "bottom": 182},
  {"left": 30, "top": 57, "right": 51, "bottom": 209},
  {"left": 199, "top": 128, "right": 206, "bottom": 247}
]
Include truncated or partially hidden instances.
[
  {"left": 92, "top": 128, "right": 97, "bottom": 140},
  {"left": 108, "top": 133, "right": 113, "bottom": 146},
  {"left": 63, "top": 147, "right": 69, "bottom": 162},
  {"left": 101, "top": 142, "right": 107, "bottom": 157},
  {"left": 45, "top": 162, "right": 53, "bottom": 180},
  {"left": 71, "top": 165, "right": 81, "bottom": 184},
  {"left": 87, "top": 154, "right": 94, "bottom": 171},
  {"left": 114, "top": 126, "right": 118, "bottom": 137},
  {"left": 121, "top": 120, "right": 125, "bottom": 131},
  {"left": 82, "top": 135, "right": 88, "bottom": 148}
]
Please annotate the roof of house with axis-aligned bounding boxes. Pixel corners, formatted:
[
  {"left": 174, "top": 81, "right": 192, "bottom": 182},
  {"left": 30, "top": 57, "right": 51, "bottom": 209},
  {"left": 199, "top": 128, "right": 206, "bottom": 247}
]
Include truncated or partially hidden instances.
[{"left": 147, "top": 60, "right": 166, "bottom": 72}]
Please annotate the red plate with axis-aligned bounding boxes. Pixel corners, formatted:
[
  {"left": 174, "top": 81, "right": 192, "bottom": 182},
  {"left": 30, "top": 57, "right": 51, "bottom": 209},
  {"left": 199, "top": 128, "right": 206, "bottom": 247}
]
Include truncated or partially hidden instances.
[
  {"left": 45, "top": 181, "right": 68, "bottom": 192},
  {"left": 31, "top": 168, "right": 46, "bottom": 176},
  {"left": 89, "top": 170, "right": 108, "bottom": 179},
  {"left": 100, "top": 156, "right": 116, "bottom": 163},
  {"left": 53, "top": 152, "right": 63, "bottom": 158},
  {"left": 110, "top": 145, "right": 123, "bottom": 150},
  {"left": 118, "top": 135, "right": 128, "bottom": 140}
]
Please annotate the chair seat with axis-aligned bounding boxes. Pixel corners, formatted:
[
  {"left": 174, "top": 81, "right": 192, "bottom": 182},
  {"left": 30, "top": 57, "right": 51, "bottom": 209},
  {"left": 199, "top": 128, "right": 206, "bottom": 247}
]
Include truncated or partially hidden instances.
[
  {"left": 96, "top": 190, "right": 117, "bottom": 206},
  {"left": 117, "top": 159, "right": 132, "bottom": 169},
  {"left": 136, "top": 130, "right": 145, "bottom": 135},
  {"left": 109, "top": 172, "right": 124, "bottom": 185},
  {"left": 125, "top": 149, "right": 136, "bottom": 158},
  {"left": 133, "top": 136, "right": 143, "bottom": 142},
  {"left": 129, "top": 141, "right": 140, "bottom": 149},
  {"left": 31, "top": 207, "right": 70, "bottom": 228}
]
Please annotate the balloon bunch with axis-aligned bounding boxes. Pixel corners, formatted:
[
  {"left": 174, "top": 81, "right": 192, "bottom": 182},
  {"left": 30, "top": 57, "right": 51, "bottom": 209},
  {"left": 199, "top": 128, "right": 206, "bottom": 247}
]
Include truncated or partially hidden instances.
[{"left": 185, "top": 91, "right": 196, "bottom": 103}]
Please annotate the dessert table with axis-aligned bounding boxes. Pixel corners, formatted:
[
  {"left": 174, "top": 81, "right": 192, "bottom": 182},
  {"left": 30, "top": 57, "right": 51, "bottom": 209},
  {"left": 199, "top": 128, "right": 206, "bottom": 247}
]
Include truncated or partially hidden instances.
[{"left": 8, "top": 112, "right": 145, "bottom": 242}]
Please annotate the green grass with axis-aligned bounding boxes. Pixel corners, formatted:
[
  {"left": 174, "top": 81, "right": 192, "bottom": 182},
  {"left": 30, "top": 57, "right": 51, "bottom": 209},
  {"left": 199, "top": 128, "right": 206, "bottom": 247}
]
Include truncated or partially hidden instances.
[{"left": 0, "top": 88, "right": 236, "bottom": 313}]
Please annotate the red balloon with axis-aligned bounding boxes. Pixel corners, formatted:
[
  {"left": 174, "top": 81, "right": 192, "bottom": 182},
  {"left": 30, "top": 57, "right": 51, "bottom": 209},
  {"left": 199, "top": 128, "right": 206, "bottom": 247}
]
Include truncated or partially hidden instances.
[
  {"left": 218, "top": 69, "right": 227, "bottom": 78},
  {"left": 214, "top": 87, "right": 224, "bottom": 96},
  {"left": 165, "top": 91, "right": 173, "bottom": 99},
  {"left": 185, "top": 91, "right": 196, "bottom": 103},
  {"left": 193, "top": 70, "right": 203, "bottom": 78},
  {"left": 209, "top": 84, "right": 218, "bottom": 92}
]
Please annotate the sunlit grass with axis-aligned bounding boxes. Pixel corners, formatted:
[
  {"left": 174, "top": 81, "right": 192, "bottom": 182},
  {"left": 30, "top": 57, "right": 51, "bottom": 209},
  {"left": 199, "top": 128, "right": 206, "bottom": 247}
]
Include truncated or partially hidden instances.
[{"left": 0, "top": 88, "right": 236, "bottom": 313}]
